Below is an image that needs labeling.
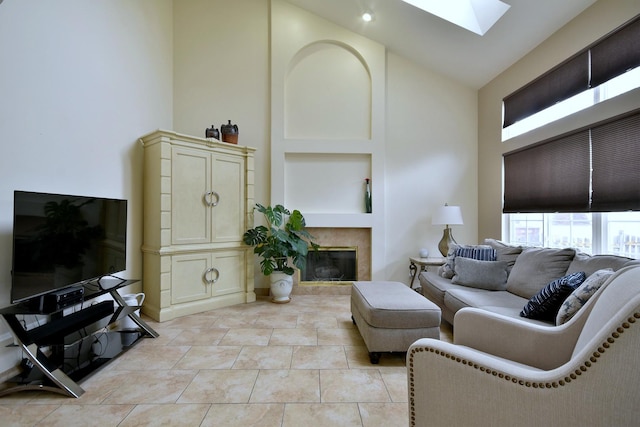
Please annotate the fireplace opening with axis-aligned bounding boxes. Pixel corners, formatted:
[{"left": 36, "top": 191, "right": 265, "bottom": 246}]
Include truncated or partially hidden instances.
[{"left": 300, "top": 247, "right": 357, "bottom": 285}]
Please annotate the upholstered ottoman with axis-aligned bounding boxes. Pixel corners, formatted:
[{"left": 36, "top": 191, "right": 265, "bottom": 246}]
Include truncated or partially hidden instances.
[{"left": 351, "top": 281, "right": 441, "bottom": 364}]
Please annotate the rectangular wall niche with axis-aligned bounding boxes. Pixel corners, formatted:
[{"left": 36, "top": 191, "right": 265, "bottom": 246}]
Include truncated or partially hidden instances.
[{"left": 299, "top": 247, "right": 357, "bottom": 285}]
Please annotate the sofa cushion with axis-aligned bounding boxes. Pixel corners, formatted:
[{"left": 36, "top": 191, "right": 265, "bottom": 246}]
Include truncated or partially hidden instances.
[
  {"left": 444, "top": 288, "right": 528, "bottom": 315},
  {"left": 566, "top": 252, "right": 632, "bottom": 276},
  {"left": 439, "top": 244, "right": 496, "bottom": 279},
  {"left": 419, "top": 271, "right": 469, "bottom": 307},
  {"left": 483, "top": 238, "right": 523, "bottom": 269},
  {"left": 451, "top": 257, "right": 509, "bottom": 290},
  {"left": 506, "top": 247, "right": 576, "bottom": 299},
  {"left": 556, "top": 268, "right": 614, "bottom": 325},
  {"left": 520, "top": 271, "right": 586, "bottom": 321}
]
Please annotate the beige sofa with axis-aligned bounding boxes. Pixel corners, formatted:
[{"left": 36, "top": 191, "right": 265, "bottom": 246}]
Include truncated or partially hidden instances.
[
  {"left": 419, "top": 239, "right": 638, "bottom": 326},
  {"left": 408, "top": 265, "right": 640, "bottom": 427}
]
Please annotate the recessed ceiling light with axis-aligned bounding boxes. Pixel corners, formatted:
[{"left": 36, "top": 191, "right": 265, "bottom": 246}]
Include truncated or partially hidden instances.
[{"left": 362, "top": 11, "right": 374, "bottom": 22}]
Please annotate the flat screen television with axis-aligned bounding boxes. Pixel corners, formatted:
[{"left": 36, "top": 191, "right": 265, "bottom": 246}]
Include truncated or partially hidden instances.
[{"left": 11, "top": 190, "right": 128, "bottom": 304}]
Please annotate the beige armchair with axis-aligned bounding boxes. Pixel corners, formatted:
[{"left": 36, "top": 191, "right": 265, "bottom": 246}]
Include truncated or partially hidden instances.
[{"left": 407, "top": 265, "right": 640, "bottom": 427}]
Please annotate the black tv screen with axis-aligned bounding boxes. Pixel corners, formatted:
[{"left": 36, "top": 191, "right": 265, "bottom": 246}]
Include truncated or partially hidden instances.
[{"left": 11, "top": 191, "right": 128, "bottom": 303}]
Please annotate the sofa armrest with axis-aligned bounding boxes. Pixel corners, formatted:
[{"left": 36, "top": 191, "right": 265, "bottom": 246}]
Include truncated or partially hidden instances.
[{"left": 453, "top": 307, "right": 586, "bottom": 370}]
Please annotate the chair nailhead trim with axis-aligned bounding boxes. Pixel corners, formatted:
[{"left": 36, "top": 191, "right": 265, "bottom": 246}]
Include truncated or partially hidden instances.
[{"left": 406, "top": 312, "right": 639, "bottom": 427}]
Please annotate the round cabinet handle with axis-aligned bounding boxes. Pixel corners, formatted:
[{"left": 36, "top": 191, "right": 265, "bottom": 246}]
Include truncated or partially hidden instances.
[
  {"left": 210, "top": 191, "right": 220, "bottom": 207},
  {"left": 206, "top": 267, "right": 220, "bottom": 284},
  {"left": 202, "top": 191, "right": 212, "bottom": 206},
  {"left": 203, "top": 267, "right": 219, "bottom": 284}
]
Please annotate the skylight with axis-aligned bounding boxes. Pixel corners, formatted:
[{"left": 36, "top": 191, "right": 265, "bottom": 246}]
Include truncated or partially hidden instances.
[{"left": 400, "top": 0, "right": 511, "bottom": 36}]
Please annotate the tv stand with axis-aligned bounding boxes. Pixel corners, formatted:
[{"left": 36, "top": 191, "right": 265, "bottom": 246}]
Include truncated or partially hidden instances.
[{"left": 0, "top": 278, "right": 158, "bottom": 398}]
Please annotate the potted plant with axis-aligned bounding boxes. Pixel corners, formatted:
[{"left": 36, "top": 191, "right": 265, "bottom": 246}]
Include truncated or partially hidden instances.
[{"left": 242, "top": 204, "right": 318, "bottom": 303}]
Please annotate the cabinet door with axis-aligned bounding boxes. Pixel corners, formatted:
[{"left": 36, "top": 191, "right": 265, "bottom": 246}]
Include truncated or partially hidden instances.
[
  {"left": 171, "top": 253, "right": 211, "bottom": 304},
  {"left": 171, "top": 146, "right": 211, "bottom": 245},
  {"left": 211, "top": 250, "right": 245, "bottom": 296},
  {"left": 211, "top": 153, "right": 245, "bottom": 243}
]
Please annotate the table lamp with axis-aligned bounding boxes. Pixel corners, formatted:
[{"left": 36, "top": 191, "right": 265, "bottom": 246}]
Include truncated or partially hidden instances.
[{"left": 432, "top": 204, "right": 463, "bottom": 256}]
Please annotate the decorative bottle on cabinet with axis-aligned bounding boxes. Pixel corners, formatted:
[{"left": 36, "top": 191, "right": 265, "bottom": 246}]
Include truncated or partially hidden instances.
[
  {"left": 139, "top": 130, "right": 256, "bottom": 322},
  {"left": 365, "top": 178, "right": 372, "bottom": 213}
]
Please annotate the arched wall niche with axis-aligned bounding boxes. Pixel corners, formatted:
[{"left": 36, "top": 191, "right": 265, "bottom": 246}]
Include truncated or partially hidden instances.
[{"left": 285, "top": 40, "right": 372, "bottom": 140}]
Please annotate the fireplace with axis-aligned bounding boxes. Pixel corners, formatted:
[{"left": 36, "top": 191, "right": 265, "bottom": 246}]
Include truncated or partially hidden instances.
[{"left": 300, "top": 247, "right": 357, "bottom": 285}]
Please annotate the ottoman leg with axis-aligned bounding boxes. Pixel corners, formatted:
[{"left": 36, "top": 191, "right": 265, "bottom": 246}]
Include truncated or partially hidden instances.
[{"left": 369, "top": 352, "right": 381, "bottom": 364}]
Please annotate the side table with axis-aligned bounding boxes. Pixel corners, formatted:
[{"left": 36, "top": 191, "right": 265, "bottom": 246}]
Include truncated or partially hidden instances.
[{"left": 409, "top": 257, "right": 446, "bottom": 290}]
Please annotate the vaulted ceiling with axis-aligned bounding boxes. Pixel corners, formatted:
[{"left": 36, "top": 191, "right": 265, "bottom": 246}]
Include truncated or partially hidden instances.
[{"left": 285, "top": 0, "right": 598, "bottom": 89}]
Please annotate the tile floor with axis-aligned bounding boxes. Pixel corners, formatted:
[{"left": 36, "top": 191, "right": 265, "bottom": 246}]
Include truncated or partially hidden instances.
[{"left": 0, "top": 294, "right": 453, "bottom": 427}]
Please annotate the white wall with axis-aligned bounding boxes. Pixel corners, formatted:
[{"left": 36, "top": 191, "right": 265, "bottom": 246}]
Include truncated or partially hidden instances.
[
  {"left": 172, "top": 0, "right": 271, "bottom": 287},
  {"left": 478, "top": 0, "right": 640, "bottom": 240},
  {"left": 0, "top": 0, "right": 173, "bottom": 371},
  {"left": 172, "top": 0, "right": 477, "bottom": 287},
  {"left": 386, "top": 52, "right": 477, "bottom": 280}
]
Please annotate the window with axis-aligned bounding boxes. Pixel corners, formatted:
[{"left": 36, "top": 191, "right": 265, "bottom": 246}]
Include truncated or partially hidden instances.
[
  {"left": 502, "top": 15, "right": 640, "bottom": 141},
  {"left": 505, "top": 212, "right": 640, "bottom": 259}
]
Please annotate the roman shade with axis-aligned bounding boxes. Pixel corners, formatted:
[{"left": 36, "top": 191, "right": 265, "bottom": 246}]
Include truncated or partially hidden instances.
[
  {"left": 503, "top": 52, "right": 589, "bottom": 128},
  {"left": 503, "top": 131, "right": 590, "bottom": 213},
  {"left": 503, "top": 109, "right": 640, "bottom": 213},
  {"left": 591, "top": 16, "right": 640, "bottom": 88},
  {"left": 590, "top": 112, "right": 640, "bottom": 211},
  {"left": 503, "top": 14, "right": 640, "bottom": 128}
]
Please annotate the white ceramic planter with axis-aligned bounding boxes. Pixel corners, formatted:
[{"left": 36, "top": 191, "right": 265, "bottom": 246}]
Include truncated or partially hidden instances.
[{"left": 270, "top": 272, "right": 293, "bottom": 303}]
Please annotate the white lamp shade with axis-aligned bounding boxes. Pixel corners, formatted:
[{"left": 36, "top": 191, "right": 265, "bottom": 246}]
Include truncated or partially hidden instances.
[{"left": 432, "top": 205, "right": 463, "bottom": 226}]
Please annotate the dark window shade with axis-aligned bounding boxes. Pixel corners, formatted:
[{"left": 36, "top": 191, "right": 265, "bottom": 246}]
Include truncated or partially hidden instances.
[
  {"left": 503, "top": 131, "right": 591, "bottom": 213},
  {"left": 591, "top": 112, "right": 640, "bottom": 211},
  {"left": 503, "top": 52, "right": 589, "bottom": 128},
  {"left": 591, "top": 16, "right": 640, "bottom": 88}
]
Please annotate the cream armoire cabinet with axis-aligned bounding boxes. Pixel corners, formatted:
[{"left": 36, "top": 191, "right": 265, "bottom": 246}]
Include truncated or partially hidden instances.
[{"left": 140, "top": 130, "right": 256, "bottom": 322}]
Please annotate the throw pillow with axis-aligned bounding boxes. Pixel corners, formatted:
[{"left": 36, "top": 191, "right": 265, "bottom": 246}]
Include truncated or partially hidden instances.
[
  {"left": 451, "top": 257, "right": 509, "bottom": 290},
  {"left": 520, "top": 271, "right": 587, "bottom": 321},
  {"left": 555, "top": 269, "right": 614, "bottom": 325},
  {"left": 483, "top": 238, "right": 523, "bottom": 269},
  {"left": 506, "top": 247, "right": 576, "bottom": 299},
  {"left": 438, "top": 244, "right": 496, "bottom": 279}
]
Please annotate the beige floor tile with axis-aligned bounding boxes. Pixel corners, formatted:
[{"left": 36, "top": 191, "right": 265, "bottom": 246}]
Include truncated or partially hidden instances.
[
  {"left": 269, "top": 328, "right": 318, "bottom": 346},
  {"left": 233, "top": 345, "right": 293, "bottom": 369},
  {"left": 173, "top": 345, "right": 241, "bottom": 370},
  {"left": 37, "top": 404, "right": 134, "bottom": 427},
  {"left": 201, "top": 403, "right": 285, "bottom": 427},
  {"left": 110, "top": 345, "right": 190, "bottom": 370},
  {"left": 0, "top": 295, "right": 431, "bottom": 425},
  {"left": 119, "top": 403, "right": 210, "bottom": 426},
  {"left": 0, "top": 404, "right": 59, "bottom": 426},
  {"left": 212, "top": 315, "right": 259, "bottom": 328},
  {"left": 380, "top": 368, "right": 409, "bottom": 402},
  {"left": 282, "top": 403, "right": 362, "bottom": 427},
  {"left": 320, "top": 369, "right": 390, "bottom": 403},
  {"left": 98, "top": 370, "right": 198, "bottom": 404},
  {"left": 250, "top": 369, "right": 320, "bottom": 403},
  {"left": 359, "top": 402, "right": 409, "bottom": 427},
  {"left": 253, "top": 314, "right": 299, "bottom": 329},
  {"left": 160, "top": 315, "right": 217, "bottom": 329},
  {"left": 167, "top": 328, "right": 228, "bottom": 345},
  {"left": 178, "top": 369, "right": 259, "bottom": 404},
  {"left": 317, "top": 328, "right": 365, "bottom": 346},
  {"left": 219, "top": 328, "right": 273, "bottom": 346},
  {"left": 296, "top": 313, "right": 339, "bottom": 329},
  {"left": 291, "top": 345, "right": 348, "bottom": 369}
]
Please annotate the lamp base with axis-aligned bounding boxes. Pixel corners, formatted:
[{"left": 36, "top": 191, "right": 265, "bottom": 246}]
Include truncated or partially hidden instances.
[{"left": 438, "top": 227, "right": 458, "bottom": 257}]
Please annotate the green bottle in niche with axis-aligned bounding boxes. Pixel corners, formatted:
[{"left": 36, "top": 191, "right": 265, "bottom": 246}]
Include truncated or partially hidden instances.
[{"left": 365, "top": 178, "right": 372, "bottom": 213}]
